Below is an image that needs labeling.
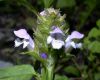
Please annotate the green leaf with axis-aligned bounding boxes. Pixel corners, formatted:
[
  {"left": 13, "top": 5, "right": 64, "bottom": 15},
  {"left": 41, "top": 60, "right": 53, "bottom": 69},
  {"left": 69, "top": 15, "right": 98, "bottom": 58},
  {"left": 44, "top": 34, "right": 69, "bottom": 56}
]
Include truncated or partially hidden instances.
[
  {"left": 54, "top": 74, "right": 69, "bottom": 80},
  {"left": 0, "top": 65, "right": 36, "bottom": 80},
  {"left": 94, "top": 73, "right": 100, "bottom": 80},
  {"left": 88, "top": 41, "right": 100, "bottom": 53},
  {"left": 88, "top": 53, "right": 96, "bottom": 61},
  {"left": 64, "top": 66, "right": 80, "bottom": 76},
  {"left": 0, "top": 75, "right": 32, "bottom": 80},
  {"left": 84, "top": 37, "right": 91, "bottom": 45},
  {"left": 96, "top": 19, "right": 100, "bottom": 28},
  {"left": 42, "top": 0, "right": 54, "bottom": 8},
  {"left": 88, "top": 28, "right": 100, "bottom": 38},
  {"left": 56, "top": 0, "right": 76, "bottom": 8}
]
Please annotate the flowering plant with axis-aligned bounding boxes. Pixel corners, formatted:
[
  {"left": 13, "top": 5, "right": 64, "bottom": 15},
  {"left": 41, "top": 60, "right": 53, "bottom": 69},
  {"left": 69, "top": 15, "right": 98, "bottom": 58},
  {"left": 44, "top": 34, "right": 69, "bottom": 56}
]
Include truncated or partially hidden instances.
[{"left": 14, "top": 8, "right": 84, "bottom": 80}]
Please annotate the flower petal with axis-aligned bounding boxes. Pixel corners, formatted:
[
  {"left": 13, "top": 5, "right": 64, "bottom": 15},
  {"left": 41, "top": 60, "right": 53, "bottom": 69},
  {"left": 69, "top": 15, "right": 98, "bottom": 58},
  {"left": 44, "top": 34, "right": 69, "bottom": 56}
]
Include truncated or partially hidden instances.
[
  {"left": 51, "top": 39, "right": 64, "bottom": 49},
  {"left": 40, "top": 53, "right": 47, "bottom": 59},
  {"left": 69, "top": 31, "right": 84, "bottom": 39},
  {"left": 65, "top": 41, "right": 71, "bottom": 49},
  {"left": 70, "top": 41, "right": 76, "bottom": 48},
  {"left": 27, "top": 36, "right": 35, "bottom": 50},
  {"left": 65, "top": 35, "right": 71, "bottom": 42},
  {"left": 14, "top": 29, "right": 30, "bottom": 39},
  {"left": 65, "top": 41, "right": 77, "bottom": 49},
  {"left": 75, "top": 43, "right": 82, "bottom": 48},
  {"left": 50, "top": 27, "right": 64, "bottom": 35},
  {"left": 47, "top": 36, "right": 53, "bottom": 44},
  {"left": 40, "top": 11, "right": 46, "bottom": 16},
  {"left": 23, "top": 39, "right": 29, "bottom": 48},
  {"left": 14, "top": 39, "right": 22, "bottom": 47}
]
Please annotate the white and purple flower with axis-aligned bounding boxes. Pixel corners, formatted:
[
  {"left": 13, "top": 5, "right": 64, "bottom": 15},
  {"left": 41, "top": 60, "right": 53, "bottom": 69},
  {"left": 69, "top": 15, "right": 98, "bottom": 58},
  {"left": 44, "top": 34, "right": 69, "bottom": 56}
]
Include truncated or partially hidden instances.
[
  {"left": 47, "top": 27, "right": 65, "bottom": 49},
  {"left": 14, "top": 29, "right": 34, "bottom": 50},
  {"left": 65, "top": 31, "right": 84, "bottom": 49},
  {"left": 47, "top": 26, "right": 84, "bottom": 50}
]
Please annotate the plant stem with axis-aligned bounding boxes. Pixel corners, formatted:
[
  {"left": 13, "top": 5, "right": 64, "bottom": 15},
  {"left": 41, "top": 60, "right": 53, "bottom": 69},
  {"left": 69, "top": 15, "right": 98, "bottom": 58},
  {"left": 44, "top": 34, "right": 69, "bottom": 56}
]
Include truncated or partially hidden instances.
[
  {"left": 41, "top": 55, "right": 55, "bottom": 80},
  {"left": 46, "top": 66, "right": 54, "bottom": 80}
]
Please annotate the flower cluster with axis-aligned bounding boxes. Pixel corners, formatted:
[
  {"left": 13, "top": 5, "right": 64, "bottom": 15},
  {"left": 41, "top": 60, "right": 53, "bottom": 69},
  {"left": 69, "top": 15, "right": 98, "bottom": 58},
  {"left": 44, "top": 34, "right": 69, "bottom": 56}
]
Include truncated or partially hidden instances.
[
  {"left": 47, "top": 26, "right": 84, "bottom": 50},
  {"left": 14, "top": 8, "right": 84, "bottom": 59},
  {"left": 14, "top": 27, "right": 84, "bottom": 51}
]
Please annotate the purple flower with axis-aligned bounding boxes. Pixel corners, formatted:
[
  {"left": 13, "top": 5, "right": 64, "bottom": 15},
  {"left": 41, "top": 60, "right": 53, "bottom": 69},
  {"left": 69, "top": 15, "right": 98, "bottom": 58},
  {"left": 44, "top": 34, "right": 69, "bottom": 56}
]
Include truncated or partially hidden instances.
[
  {"left": 14, "top": 29, "right": 34, "bottom": 50},
  {"left": 47, "top": 26, "right": 84, "bottom": 50},
  {"left": 40, "top": 11, "right": 47, "bottom": 16},
  {"left": 50, "top": 27, "right": 64, "bottom": 34},
  {"left": 47, "top": 27, "right": 64, "bottom": 49},
  {"left": 65, "top": 31, "right": 84, "bottom": 42},
  {"left": 40, "top": 53, "right": 47, "bottom": 59},
  {"left": 65, "top": 31, "right": 84, "bottom": 49}
]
